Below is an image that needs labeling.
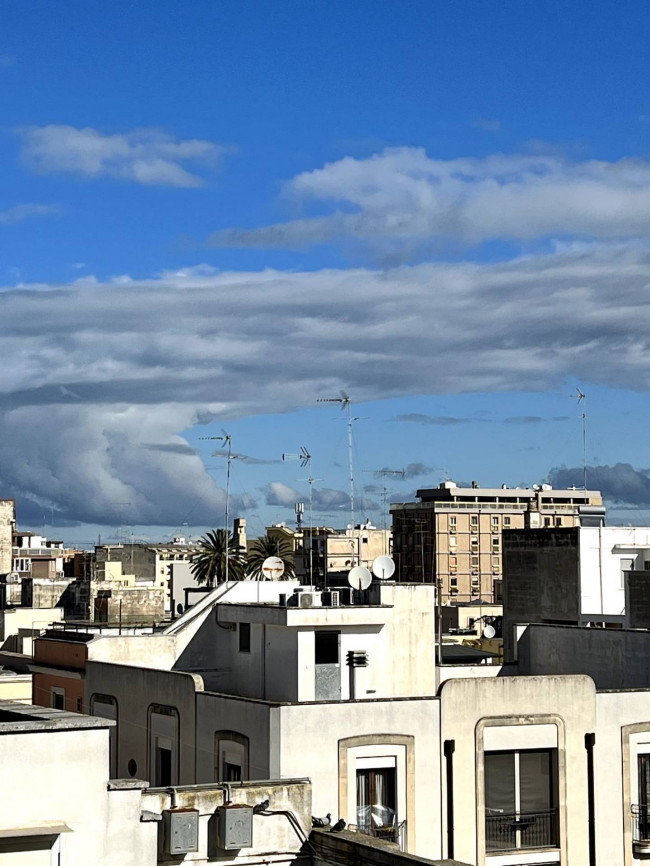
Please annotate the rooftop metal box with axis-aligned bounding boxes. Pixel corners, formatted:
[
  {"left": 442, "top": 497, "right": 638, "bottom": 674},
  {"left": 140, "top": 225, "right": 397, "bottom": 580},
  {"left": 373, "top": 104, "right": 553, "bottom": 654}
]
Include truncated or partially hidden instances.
[
  {"left": 162, "top": 808, "right": 199, "bottom": 856},
  {"left": 216, "top": 804, "right": 253, "bottom": 850}
]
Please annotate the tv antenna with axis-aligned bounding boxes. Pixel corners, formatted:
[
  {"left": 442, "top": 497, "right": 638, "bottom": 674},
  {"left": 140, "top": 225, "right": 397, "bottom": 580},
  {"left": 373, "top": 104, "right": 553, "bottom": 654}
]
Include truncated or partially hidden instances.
[
  {"left": 570, "top": 388, "right": 587, "bottom": 489},
  {"left": 283, "top": 445, "right": 317, "bottom": 584},
  {"left": 318, "top": 391, "right": 356, "bottom": 531},
  {"left": 200, "top": 431, "right": 239, "bottom": 585},
  {"left": 364, "top": 468, "right": 405, "bottom": 548}
]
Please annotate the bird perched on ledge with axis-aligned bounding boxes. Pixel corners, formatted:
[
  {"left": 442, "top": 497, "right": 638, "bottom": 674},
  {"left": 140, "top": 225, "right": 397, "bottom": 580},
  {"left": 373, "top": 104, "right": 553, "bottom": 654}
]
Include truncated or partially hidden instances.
[
  {"left": 329, "top": 818, "right": 346, "bottom": 833},
  {"left": 252, "top": 799, "right": 270, "bottom": 813},
  {"left": 312, "top": 813, "right": 331, "bottom": 828}
]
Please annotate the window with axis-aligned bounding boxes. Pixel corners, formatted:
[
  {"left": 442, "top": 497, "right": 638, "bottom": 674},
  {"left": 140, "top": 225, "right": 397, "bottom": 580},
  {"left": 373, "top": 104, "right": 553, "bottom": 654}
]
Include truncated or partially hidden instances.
[
  {"left": 449, "top": 555, "right": 457, "bottom": 566},
  {"left": 362, "top": 537, "right": 369, "bottom": 544},
  {"left": 356, "top": 762, "right": 397, "bottom": 842},
  {"left": 214, "top": 731, "right": 249, "bottom": 783},
  {"left": 449, "top": 535, "right": 457, "bottom": 548},
  {"left": 544, "top": 517, "right": 552, "bottom": 527},
  {"left": 50, "top": 686, "right": 65, "bottom": 710},
  {"left": 450, "top": 577, "right": 458, "bottom": 588},
  {"left": 555, "top": 518, "right": 562, "bottom": 527},
  {"left": 471, "top": 556, "right": 479, "bottom": 567},
  {"left": 239, "top": 622, "right": 251, "bottom": 653},
  {"left": 471, "top": 515, "right": 478, "bottom": 526},
  {"left": 491, "top": 536, "right": 500, "bottom": 549},
  {"left": 449, "top": 516, "right": 457, "bottom": 528},
  {"left": 315, "top": 631, "right": 339, "bottom": 665},
  {"left": 504, "top": 516, "right": 511, "bottom": 527},
  {"left": 148, "top": 705, "right": 179, "bottom": 787},
  {"left": 485, "top": 750, "right": 558, "bottom": 852},
  {"left": 636, "top": 755, "right": 650, "bottom": 843},
  {"left": 492, "top": 516, "right": 499, "bottom": 528}
]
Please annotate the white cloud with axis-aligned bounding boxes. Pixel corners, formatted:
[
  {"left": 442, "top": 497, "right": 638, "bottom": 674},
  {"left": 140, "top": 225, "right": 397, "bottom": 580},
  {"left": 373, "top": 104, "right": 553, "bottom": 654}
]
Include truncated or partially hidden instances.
[
  {"left": 0, "top": 203, "right": 58, "bottom": 224},
  {"left": 19, "top": 125, "right": 226, "bottom": 187},
  {"left": 4, "top": 242, "right": 650, "bottom": 525},
  {"left": 209, "top": 147, "right": 650, "bottom": 251}
]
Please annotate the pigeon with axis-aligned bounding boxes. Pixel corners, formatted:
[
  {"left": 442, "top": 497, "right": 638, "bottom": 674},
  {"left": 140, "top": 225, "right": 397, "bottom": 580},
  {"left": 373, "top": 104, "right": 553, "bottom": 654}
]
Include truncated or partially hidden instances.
[
  {"left": 329, "top": 819, "right": 346, "bottom": 833},
  {"left": 312, "top": 813, "right": 331, "bottom": 828},
  {"left": 253, "top": 799, "right": 270, "bottom": 814}
]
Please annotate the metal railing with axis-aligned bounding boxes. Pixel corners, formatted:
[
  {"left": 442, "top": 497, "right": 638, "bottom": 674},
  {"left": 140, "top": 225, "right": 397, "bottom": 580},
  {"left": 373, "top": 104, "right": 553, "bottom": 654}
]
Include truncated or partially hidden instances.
[
  {"left": 632, "top": 804, "right": 650, "bottom": 846},
  {"left": 351, "top": 819, "right": 407, "bottom": 851},
  {"left": 485, "top": 809, "right": 558, "bottom": 852}
]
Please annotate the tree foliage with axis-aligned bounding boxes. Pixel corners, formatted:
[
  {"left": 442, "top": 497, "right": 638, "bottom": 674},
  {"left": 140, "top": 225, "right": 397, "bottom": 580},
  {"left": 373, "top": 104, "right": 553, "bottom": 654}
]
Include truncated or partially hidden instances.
[
  {"left": 246, "top": 534, "right": 295, "bottom": 580},
  {"left": 190, "top": 529, "right": 245, "bottom": 587}
]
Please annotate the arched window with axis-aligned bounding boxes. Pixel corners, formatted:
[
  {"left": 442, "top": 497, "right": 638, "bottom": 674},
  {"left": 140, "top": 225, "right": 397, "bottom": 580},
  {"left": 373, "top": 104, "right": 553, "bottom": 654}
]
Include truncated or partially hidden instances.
[{"left": 214, "top": 731, "right": 249, "bottom": 782}]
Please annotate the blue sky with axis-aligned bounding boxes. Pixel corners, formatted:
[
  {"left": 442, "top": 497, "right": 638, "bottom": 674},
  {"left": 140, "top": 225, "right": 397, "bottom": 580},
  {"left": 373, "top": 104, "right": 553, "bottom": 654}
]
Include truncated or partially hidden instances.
[{"left": 2, "top": 1, "right": 650, "bottom": 545}]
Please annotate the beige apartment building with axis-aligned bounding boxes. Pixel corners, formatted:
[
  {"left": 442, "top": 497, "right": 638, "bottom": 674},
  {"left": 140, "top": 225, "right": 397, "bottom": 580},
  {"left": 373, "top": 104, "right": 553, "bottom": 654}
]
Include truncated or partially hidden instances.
[
  {"left": 390, "top": 481, "right": 603, "bottom": 601},
  {"left": 267, "top": 521, "right": 391, "bottom": 583}
]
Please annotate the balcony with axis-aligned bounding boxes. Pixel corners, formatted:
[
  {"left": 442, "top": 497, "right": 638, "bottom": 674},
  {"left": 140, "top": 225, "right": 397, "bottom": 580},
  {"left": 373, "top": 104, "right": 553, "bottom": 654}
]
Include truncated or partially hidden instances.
[
  {"left": 632, "top": 804, "right": 650, "bottom": 855},
  {"left": 351, "top": 809, "right": 406, "bottom": 851},
  {"left": 485, "top": 809, "right": 558, "bottom": 852}
]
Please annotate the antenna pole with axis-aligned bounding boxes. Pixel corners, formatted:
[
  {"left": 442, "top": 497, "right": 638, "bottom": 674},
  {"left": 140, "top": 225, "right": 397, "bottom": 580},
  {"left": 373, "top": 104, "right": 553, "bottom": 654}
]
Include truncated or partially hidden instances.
[
  {"left": 347, "top": 401, "right": 355, "bottom": 538},
  {"left": 582, "top": 403, "right": 587, "bottom": 491},
  {"left": 225, "top": 434, "right": 231, "bottom": 586}
]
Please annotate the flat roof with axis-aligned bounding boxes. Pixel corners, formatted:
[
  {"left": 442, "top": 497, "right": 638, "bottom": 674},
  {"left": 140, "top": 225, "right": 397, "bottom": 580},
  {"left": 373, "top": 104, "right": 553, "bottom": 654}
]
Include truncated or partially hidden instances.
[{"left": 0, "top": 700, "right": 114, "bottom": 733}]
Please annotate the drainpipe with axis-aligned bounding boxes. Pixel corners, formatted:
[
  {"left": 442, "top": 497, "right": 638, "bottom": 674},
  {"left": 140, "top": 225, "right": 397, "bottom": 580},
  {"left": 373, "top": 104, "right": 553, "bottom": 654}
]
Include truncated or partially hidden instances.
[
  {"left": 585, "top": 733, "right": 596, "bottom": 866},
  {"left": 444, "top": 740, "right": 455, "bottom": 859}
]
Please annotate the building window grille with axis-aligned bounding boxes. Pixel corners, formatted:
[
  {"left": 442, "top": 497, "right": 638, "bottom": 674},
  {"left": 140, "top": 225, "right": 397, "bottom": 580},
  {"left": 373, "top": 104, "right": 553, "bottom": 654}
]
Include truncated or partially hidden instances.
[{"left": 485, "top": 749, "right": 558, "bottom": 853}]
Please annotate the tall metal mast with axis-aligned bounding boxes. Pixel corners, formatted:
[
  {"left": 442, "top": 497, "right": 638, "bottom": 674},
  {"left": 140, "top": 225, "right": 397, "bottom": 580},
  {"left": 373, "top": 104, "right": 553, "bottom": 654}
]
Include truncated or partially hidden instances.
[
  {"left": 283, "top": 446, "right": 315, "bottom": 584},
  {"left": 364, "top": 468, "right": 405, "bottom": 552},
  {"left": 200, "top": 431, "right": 236, "bottom": 585},
  {"left": 318, "top": 392, "right": 355, "bottom": 531},
  {"left": 571, "top": 388, "right": 587, "bottom": 490}
]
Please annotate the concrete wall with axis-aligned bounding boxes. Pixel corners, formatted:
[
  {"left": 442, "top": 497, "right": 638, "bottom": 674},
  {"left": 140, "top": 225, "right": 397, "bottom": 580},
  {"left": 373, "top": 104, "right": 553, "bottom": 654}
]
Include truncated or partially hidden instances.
[
  {"left": 502, "top": 528, "right": 581, "bottom": 659},
  {"left": 276, "top": 697, "right": 442, "bottom": 859},
  {"left": 141, "top": 779, "right": 311, "bottom": 865},
  {"left": 0, "top": 673, "right": 32, "bottom": 702},
  {"left": 516, "top": 622, "right": 650, "bottom": 690},
  {"left": 0, "top": 499, "right": 15, "bottom": 574},
  {"left": 0, "top": 605, "right": 63, "bottom": 652},
  {"left": 195, "top": 691, "right": 275, "bottom": 784},
  {"left": 85, "top": 661, "right": 200, "bottom": 785},
  {"left": 439, "top": 674, "right": 596, "bottom": 866},
  {"left": 0, "top": 725, "right": 116, "bottom": 864},
  {"left": 595, "top": 689, "right": 650, "bottom": 866}
]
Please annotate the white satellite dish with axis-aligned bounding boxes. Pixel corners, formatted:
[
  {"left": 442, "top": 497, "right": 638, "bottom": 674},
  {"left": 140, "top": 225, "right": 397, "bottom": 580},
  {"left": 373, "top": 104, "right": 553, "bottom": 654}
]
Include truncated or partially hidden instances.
[
  {"left": 348, "top": 566, "right": 372, "bottom": 591},
  {"left": 372, "top": 555, "right": 395, "bottom": 580},
  {"left": 261, "top": 556, "right": 285, "bottom": 580},
  {"left": 482, "top": 624, "right": 496, "bottom": 640}
]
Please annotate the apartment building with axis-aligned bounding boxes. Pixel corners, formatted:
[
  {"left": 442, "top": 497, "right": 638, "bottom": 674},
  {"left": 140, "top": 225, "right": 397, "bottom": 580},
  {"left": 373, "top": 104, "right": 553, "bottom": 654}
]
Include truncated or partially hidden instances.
[
  {"left": 390, "top": 481, "right": 603, "bottom": 601},
  {"left": 267, "top": 521, "right": 391, "bottom": 583},
  {"left": 0, "top": 499, "right": 16, "bottom": 575}
]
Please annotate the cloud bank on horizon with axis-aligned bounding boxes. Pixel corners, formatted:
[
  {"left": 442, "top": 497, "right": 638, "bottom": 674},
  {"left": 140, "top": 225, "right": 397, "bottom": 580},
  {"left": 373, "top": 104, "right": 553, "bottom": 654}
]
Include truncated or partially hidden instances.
[{"left": 5, "top": 145, "right": 650, "bottom": 527}]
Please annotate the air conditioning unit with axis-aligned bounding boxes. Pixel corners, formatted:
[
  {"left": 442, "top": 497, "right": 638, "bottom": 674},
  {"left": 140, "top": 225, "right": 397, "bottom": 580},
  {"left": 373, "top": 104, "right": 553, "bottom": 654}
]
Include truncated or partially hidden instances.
[
  {"left": 6, "top": 573, "right": 20, "bottom": 584},
  {"left": 299, "top": 592, "right": 314, "bottom": 608}
]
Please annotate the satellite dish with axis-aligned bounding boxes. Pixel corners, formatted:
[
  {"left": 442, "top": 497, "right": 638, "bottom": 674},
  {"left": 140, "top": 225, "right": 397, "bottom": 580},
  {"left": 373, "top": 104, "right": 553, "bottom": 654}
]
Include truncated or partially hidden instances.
[
  {"left": 348, "top": 566, "right": 372, "bottom": 591},
  {"left": 372, "top": 555, "right": 395, "bottom": 580},
  {"left": 262, "top": 556, "right": 285, "bottom": 580},
  {"left": 482, "top": 625, "right": 496, "bottom": 640}
]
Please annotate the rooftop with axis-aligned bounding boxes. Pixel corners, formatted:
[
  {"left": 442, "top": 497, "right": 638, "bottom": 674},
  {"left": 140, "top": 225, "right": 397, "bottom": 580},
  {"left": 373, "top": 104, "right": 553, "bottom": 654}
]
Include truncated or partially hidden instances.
[{"left": 0, "top": 700, "right": 113, "bottom": 733}]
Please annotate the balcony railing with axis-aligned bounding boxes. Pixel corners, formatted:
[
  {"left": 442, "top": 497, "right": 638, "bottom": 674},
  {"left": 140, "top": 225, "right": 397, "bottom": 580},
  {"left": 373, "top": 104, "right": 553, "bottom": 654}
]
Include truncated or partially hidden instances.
[
  {"left": 485, "top": 809, "right": 558, "bottom": 852},
  {"left": 632, "top": 804, "right": 650, "bottom": 852},
  {"left": 351, "top": 819, "right": 407, "bottom": 851}
]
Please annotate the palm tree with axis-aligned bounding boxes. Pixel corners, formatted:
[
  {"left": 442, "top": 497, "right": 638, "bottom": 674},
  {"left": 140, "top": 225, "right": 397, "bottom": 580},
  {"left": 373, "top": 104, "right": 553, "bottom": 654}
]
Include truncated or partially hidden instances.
[
  {"left": 247, "top": 534, "right": 295, "bottom": 580},
  {"left": 190, "top": 529, "right": 245, "bottom": 587}
]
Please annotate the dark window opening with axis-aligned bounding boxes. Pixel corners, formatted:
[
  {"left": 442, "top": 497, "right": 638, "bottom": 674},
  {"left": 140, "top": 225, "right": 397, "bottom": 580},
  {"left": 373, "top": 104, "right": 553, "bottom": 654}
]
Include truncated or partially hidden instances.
[
  {"left": 239, "top": 622, "right": 251, "bottom": 653},
  {"left": 224, "top": 761, "right": 242, "bottom": 782},
  {"left": 156, "top": 745, "right": 172, "bottom": 787},
  {"left": 51, "top": 690, "right": 64, "bottom": 710},
  {"left": 315, "top": 631, "right": 339, "bottom": 665}
]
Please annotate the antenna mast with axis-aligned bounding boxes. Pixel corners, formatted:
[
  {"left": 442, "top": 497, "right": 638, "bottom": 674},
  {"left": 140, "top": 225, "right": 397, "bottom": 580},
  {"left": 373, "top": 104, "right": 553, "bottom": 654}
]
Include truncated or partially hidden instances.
[
  {"left": 364, "top": 468, "right": 405, "bottom": 552},
  {"left": 572, "top": 389, "right": 587, "bottom": 489},
  {"left": 283, "top": 446, "right": 316, "bottom": 584},
  {"left": 201, "top": 431, "right": 236, "bottom": 585},
  {"left": 318, "top": 391, "right": 355, "bottom": 531}
]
